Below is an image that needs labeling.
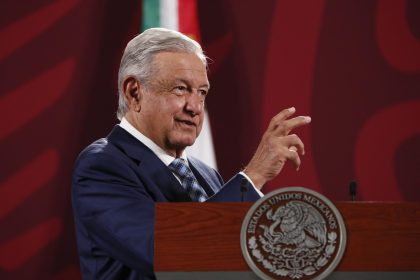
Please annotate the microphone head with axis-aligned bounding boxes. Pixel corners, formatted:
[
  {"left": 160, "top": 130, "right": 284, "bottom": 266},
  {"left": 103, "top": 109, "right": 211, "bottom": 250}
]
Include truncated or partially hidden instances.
[
  {"left": 349, "top": 180, "right": 357, "bottom": 200},
  {"left": 240, "top": 178, "right": 248, "bottom": 192}
]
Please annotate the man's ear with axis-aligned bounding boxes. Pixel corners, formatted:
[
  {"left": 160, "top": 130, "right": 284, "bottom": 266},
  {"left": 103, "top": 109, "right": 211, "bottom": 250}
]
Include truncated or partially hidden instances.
[{"left": 122, "top": 76, "right": 141, "bottom": 112}]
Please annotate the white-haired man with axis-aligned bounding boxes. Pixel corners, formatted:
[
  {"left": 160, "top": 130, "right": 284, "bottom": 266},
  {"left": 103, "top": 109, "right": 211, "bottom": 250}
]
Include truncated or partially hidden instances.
[{"left": 72, "top": 28, "right": 310, "bottom": 280}]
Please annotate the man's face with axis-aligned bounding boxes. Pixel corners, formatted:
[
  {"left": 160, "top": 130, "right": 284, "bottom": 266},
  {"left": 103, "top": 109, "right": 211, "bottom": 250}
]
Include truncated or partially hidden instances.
[{"left": 133, "top": 52, "right": 209, "bottom": 157}]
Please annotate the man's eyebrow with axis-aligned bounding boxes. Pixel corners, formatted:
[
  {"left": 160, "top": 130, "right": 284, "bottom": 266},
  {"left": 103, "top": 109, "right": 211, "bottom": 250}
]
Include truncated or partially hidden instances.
[
  {"left": 173, "top": 78, "right": 210, "bottom": 89},
  {"left": 200, "top": 84, "right": 210, "bottom": 91},
  {"left": 172, "top": 78, "right": 189, "bottom": 85},
  {"left": 202, "top": 83, "right": 210, "bottom": 90}
]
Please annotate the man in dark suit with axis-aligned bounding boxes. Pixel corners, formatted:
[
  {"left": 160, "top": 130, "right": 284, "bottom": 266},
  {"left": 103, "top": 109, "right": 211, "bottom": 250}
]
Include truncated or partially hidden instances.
[{"left": 72, "top": 28, "right": 311, "bottom": 279}]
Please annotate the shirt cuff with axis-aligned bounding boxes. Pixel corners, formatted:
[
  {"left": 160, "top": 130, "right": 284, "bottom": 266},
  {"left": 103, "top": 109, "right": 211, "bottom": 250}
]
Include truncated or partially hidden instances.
[{"left": 238, "top": 171, "right": 264, "bottom": 197}]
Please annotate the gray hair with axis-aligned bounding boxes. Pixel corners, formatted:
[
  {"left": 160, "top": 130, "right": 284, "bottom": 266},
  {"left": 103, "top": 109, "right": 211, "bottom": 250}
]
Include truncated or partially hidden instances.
[{"left": 116, "top": 27, "right": 208, "bottom": 120}]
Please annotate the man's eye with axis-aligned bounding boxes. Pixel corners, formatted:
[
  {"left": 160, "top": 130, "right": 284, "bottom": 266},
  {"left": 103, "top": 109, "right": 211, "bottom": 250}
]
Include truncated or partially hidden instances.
[
  {"left": 198, "top": 89, "right": 208, "bottom": 97},
  {"left": 173, "top": 86, "right": 187, "bottom": 94}
]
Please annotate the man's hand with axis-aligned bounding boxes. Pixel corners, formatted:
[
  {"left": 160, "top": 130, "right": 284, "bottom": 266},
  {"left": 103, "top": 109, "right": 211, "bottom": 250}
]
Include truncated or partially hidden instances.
[{"left": 243, "top": 107, "right": 311, "bottom": 189}]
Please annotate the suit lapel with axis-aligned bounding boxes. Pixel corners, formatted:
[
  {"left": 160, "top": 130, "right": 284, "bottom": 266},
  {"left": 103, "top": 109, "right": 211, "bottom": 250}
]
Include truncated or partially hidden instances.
[
  {"left": 107, "top": 126, "right": 191, "bottom": 202},
  {"left": 139, "top": 152, "right": 192, "bottom": 202},
  {"left": 188, "top": 156, "right": 220, "bottom": 195},
  {"left": 189, "top": 165, "right": 215, "bottom": 197}
]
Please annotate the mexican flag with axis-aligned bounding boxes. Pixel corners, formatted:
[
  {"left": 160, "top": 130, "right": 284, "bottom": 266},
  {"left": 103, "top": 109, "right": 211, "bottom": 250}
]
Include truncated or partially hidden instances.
[{"left": 142, "top": 0, "right": 218, "bottom": 170}]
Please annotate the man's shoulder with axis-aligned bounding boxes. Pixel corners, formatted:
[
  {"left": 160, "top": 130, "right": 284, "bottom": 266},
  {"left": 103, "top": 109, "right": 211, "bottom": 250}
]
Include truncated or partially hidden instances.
[
  {"left": 74, "top": 126, "right": 130, "bottom": 167},
  {"left": 73, "top": 125, "right": 158, "bottom": 176},
  {"left": 77, "top": 137, "right": 116, "bottom": 161},
  {"left": 83, "top": 137, "right": 108, "bottom": 152},
  {"left": 72, "top": 130, "right": 142, "bottom": 186},
  {"left": 76, "top": 125, "right": 141, "bottom": 161}
]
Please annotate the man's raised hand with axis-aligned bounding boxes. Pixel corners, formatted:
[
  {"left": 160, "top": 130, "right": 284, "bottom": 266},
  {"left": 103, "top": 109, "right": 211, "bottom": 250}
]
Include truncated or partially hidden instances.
[{"left": 243, "top": 107, "right": 311, "bottom": 189}]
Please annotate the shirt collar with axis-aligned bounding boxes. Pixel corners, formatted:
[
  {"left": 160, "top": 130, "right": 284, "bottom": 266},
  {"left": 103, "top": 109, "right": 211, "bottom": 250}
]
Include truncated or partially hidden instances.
[{"left": 119, "top": 117, "right": 187, "bottom": 166}]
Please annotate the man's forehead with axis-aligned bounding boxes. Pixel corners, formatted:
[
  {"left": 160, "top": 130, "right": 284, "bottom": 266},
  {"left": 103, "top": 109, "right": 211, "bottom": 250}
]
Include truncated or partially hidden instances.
[{"left": 151, "top": 52, "right": 209, "bottom": 83}]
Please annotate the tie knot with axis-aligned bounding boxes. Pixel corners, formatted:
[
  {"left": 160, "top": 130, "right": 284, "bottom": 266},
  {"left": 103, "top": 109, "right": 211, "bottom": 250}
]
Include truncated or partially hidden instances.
[{"left": 169, "top": 158, "right": 190, "bottom": 179}]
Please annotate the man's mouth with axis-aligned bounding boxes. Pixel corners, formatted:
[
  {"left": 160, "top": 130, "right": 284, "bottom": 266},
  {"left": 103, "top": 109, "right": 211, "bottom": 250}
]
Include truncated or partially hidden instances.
[{"left": 176, "top": 119, "right": 197, "bottom": 127}]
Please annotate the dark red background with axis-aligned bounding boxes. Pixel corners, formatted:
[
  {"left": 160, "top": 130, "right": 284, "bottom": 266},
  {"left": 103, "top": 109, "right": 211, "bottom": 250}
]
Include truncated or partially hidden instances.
[{"left": 0, "top": 0, "right": 419, "bottom": 279}]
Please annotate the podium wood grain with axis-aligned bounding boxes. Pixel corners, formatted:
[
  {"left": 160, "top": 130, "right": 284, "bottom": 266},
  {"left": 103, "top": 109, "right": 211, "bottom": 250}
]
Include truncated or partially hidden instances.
[{"left": 155, "top": 202, "right": 420, "bottom": 271}]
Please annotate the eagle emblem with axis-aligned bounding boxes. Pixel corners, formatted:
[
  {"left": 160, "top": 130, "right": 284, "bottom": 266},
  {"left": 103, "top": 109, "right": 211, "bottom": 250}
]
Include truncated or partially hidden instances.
[
  {"left": 241, "top": 187, "right": 346, "bottom": 280},
  {"left": 262, "top": 201, "right": 326, "bottom": 249}
]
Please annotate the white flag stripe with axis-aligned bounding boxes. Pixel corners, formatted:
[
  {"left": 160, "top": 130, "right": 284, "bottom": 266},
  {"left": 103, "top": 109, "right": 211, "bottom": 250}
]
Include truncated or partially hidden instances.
[{"left": 160, "top": 0, "right": 178, "bottom": 30}]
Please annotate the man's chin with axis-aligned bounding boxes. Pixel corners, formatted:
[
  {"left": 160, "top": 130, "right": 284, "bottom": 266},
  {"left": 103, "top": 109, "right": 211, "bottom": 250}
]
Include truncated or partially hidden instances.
[{"left": 166, "top": 137, "right": 197, "bottom": 151}]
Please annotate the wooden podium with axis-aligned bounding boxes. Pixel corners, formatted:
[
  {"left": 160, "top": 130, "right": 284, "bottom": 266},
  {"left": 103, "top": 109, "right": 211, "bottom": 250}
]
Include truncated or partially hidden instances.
[{"left": 155, "top": 202, "right": 420, "bottom": 279}]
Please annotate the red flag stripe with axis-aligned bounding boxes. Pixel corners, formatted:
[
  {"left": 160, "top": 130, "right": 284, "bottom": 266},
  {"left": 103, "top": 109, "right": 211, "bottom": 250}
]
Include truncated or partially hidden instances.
[{"left": 178, "top": 0, "right": 201, "bottom": 43}]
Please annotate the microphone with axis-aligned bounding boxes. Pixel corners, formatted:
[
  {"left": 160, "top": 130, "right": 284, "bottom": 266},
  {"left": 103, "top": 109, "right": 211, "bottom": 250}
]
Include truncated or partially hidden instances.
[
  {"left": 240, "top": 178, "right": 248, "bottom": 202},
  {"left": 349, "top": 180, "right": 357, "bottom": 201}
]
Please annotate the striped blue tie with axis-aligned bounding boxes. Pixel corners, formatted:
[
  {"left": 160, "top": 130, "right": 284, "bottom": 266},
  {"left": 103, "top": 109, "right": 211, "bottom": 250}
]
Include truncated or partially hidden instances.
[{"left": 169, "top": 158, "right": 208, "bottom": 202}]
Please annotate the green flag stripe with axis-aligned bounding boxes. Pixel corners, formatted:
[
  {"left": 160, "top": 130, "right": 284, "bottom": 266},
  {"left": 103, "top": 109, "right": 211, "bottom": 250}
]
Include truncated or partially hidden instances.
[{"left": 142, "top": 0, "right": 160, "bottom": 31}]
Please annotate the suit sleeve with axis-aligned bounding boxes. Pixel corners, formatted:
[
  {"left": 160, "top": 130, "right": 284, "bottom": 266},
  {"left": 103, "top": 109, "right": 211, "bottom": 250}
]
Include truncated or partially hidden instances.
[
  {"left": 72, "top": 151, "right": 155, "bottom": 278},
  {"left": 187, "top": 157, "right": 262, "bottom": 203},
  {"left": 207, "top": 173, "right": 262, "bottom": 202}
]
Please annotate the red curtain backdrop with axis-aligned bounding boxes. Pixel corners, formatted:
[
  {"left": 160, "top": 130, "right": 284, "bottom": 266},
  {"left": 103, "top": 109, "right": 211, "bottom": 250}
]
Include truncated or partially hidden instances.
[{"left": 0, "top": 0, "right": 419, "bottom": 279}]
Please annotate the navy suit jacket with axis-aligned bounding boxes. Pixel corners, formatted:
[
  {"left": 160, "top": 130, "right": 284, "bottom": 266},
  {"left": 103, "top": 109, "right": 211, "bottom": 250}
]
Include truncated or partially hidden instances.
[{"left": 72, "top": 125, "right": 261, "bottom": 280}]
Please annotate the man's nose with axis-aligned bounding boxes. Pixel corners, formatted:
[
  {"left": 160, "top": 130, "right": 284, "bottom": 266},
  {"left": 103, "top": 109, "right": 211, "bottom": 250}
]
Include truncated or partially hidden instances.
[{"left": 184, "top": 90, "right": 204, "bottom": 115}]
